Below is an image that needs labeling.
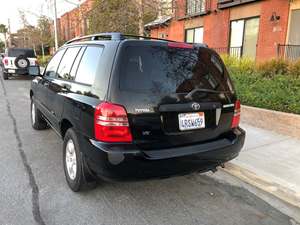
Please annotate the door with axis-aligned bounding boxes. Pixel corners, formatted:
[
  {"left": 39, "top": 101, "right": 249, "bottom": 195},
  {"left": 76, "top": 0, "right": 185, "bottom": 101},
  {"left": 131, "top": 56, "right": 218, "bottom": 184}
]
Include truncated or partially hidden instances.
[
  {"left": 47, "top": 46, "right": 84, "bottom": 130},
  {"left": 36, "top": 49, "right": 65, "bottom": 120},
  {"left": 242, "top": 17, "right": 259, "bottom": 58},
  {"left": 112, "top": 42, "right": 236, "bottom": 150}
]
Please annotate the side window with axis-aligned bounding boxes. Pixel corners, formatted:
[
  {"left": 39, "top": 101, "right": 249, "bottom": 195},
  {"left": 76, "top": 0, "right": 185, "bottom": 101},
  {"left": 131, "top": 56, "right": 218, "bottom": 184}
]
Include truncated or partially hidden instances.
[
  {"left": 70, "top": 47, "right": 86, "bottom": 79},
  {"left": 44, "top": 49, "right": 65, "bottom": 78},
  {"left": 75, "top": 46, "right": 103, "bottom": 85},
  {"left": 57, "top": 47, "right": 81, "bottom": 80}
]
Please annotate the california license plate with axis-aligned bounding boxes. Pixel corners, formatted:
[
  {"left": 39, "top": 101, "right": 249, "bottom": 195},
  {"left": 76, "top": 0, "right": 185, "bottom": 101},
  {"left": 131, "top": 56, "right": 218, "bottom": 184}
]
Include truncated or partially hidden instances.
[{"left": 178, "top": 112, "right": 205, "bottom": 131}]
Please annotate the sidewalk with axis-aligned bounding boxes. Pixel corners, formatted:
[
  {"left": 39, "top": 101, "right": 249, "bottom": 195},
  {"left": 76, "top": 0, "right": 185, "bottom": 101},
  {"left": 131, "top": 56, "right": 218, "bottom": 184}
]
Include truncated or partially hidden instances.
[{"left": 224, "top": 123, "right": 300, "bottom": 208}]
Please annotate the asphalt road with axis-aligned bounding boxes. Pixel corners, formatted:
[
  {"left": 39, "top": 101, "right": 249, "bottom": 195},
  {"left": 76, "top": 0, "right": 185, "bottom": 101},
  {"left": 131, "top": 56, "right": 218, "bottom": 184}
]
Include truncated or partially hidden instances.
[{"left": 0, "top": 71, "right": 293, "bottom": 225}]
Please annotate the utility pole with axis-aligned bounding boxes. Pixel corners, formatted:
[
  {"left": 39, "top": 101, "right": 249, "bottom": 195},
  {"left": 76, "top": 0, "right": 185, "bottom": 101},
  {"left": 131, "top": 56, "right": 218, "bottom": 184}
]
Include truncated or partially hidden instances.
[
  {"left": 138, "top": 0, "right": 144, "bottom": 36},
  {"left": 53, "top": 0, "right": 59, "bottom": 50}
]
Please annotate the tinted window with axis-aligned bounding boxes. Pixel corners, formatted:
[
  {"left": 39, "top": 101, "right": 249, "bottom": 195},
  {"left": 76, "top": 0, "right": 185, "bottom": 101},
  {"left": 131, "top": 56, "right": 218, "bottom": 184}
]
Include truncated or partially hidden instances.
[
  {"left": 44, "top": 49, "right": 66, "bottom": 78},
  {"left": 120, "top": 46, "right": 228, "bottom": 94},
  {"left": 57, "top": 47, "right": 81, "bottom": 80},
  {"left": 8, "top": 48, "right": 36, "bottom": 57},
  {"left": 75, "top": 46, "right": 103, "bottom": 85},
  {"left": 70, "top": 47, "right": 86, "bottom": 79}
]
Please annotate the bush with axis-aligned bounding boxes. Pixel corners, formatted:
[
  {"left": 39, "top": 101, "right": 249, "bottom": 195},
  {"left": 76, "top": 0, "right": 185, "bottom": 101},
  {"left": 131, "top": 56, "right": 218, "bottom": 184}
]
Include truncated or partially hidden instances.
[
  {"left": 257, "top": 58, "right": 289, "bottom": 78},
  {"left": 37, "top": 55, "right": 52, "bottom": 67},
  {"left": 288, "top": 59, "right": 300, "bottom": 78},
  {"left": 221, "top": 56, "right": 300, "bottom": 114}
]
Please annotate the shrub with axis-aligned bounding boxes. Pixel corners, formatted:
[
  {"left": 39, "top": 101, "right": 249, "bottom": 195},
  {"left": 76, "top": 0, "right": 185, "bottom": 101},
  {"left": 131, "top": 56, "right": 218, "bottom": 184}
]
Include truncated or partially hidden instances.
[
  {"left": 257, "top": 58, "right": 289, "bottom": 78},
  {"left": 37, "top": 55, "right": 52, "bottom": 67},
  {"left": 288, "top": 59, "right": 300, "bottom": 78}
]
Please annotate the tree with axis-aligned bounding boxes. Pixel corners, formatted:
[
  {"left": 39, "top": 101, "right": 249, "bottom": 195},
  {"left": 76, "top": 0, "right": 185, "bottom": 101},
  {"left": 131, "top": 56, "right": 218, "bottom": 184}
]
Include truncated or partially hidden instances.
[
  {"left": 0, "top": 24, "right": 8, "bottom": 48},
  {"left": 88, "top": 0, "right": 159, "bottom": 35},
  {"left": 0, "top": 40, "right": 5, "bottom": 52}
]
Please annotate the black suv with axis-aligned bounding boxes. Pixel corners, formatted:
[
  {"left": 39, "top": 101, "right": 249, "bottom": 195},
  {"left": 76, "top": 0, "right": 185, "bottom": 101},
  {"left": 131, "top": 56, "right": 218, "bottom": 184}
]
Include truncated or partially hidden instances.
[{"left": 30, "top": 33, "right": 245, "bottom": 192}]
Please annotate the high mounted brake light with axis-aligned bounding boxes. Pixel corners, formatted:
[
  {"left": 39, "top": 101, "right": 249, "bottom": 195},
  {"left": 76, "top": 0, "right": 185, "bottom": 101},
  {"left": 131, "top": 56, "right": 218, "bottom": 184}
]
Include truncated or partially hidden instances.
[
  {"left": 168, "top": 42, "right": 193, "bottom": 49},
  {"left": 94, "top": 102, "right": 132, "bottom": 143},
  {"left": 231, "top": 100, "right": 241, "bottom": 128}
]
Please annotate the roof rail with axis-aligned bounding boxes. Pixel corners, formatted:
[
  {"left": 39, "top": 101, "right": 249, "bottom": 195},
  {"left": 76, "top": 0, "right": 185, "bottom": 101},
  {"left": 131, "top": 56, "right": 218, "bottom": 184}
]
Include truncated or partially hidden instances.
[{"left": 64, "top": 32, "right": 176, "bottom": 45}]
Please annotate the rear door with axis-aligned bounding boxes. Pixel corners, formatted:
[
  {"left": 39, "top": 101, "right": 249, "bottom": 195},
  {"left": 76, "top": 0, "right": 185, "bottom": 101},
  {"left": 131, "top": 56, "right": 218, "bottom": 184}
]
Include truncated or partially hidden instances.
[{"left": 110, "top": 41, "right": 236, "bottom": 150}]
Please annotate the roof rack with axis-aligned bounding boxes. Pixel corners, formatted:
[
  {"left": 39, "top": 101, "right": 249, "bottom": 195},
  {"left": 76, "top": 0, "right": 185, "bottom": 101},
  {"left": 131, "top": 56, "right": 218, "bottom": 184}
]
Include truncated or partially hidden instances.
[{"left": 64, "top": 32, "right": 176, "bottom": 45}]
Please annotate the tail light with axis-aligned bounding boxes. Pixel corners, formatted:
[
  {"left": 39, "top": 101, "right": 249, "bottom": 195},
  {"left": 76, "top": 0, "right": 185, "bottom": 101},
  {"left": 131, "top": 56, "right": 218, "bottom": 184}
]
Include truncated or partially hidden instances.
[
  {"left": 231, "top": 100, "right": 241, "bottom": 128},
  {"left": 94, "top": 102, "right": 132, "bottom": 143},
  {"left": 3, "top": 57, "right": 8, "bottom": 65}
]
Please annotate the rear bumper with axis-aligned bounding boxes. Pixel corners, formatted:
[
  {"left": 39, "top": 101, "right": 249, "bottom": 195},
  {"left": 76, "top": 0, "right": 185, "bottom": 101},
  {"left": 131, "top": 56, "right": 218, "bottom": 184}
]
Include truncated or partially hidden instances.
[
  {"left": 4, "top": 68, "right": 28, "bottom": 75},
  {"left": 79, "top": 128, "right": 245, "bottom": 181}
]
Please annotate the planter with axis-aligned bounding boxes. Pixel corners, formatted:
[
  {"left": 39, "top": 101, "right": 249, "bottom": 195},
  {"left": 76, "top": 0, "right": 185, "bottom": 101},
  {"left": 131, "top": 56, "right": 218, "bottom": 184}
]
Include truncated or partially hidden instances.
[{"left": 241, "top": 105, "right": 300, "bottom": 139}]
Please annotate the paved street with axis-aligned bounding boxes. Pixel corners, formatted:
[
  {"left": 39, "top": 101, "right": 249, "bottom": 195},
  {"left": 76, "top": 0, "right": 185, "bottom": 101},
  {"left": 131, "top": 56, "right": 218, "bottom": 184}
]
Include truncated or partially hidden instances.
[{"left": 0, "top": 72, "right": 293, "bottom": 225}]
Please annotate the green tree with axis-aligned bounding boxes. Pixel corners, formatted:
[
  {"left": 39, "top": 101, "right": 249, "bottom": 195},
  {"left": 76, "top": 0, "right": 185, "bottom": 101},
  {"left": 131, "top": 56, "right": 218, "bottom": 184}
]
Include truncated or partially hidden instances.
[
  {"left": 0, "top": 40, "right": 5, "bottom": 52},
  {"left": 88, "top": 0, "right": 158, "bottom": 35},
  {"left": 0, "top": 24, "right": 8, "bottom": 48}
]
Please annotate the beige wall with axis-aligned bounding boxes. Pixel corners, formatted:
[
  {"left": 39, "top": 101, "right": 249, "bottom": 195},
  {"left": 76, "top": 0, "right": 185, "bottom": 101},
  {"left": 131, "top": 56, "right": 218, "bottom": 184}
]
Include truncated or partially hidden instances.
[{"left": 230, "top": 2, "right": 261, "bottom": 20}]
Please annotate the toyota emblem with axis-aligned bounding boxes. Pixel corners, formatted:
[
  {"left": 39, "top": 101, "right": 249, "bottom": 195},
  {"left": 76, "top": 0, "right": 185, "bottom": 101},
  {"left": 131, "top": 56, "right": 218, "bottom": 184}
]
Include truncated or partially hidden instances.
[{"left": 191, "top": 103, "right": 201, "bottom": 111}]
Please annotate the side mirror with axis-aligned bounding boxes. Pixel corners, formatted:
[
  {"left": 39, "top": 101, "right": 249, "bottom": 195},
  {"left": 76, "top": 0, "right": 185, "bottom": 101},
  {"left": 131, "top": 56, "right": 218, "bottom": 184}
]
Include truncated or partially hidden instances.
[{"left": 28, "top": 66, "right": 42, "bottom": 76}]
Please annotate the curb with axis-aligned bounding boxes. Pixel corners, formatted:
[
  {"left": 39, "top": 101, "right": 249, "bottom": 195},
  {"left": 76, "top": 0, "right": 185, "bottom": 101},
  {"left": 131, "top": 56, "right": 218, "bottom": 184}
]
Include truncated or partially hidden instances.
[{"left": 222, "top": 162, "right": 300, "bottom": 209}]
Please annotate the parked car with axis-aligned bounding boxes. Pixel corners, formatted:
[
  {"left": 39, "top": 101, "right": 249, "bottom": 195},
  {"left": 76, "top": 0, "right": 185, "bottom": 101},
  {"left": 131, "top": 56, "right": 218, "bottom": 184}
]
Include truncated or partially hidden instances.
[
  {"left": 2, "top": 48, "right": 38, "bottom": 80},
  {"left": 30, "top": 33, "right": 245, "bottom": 192}
]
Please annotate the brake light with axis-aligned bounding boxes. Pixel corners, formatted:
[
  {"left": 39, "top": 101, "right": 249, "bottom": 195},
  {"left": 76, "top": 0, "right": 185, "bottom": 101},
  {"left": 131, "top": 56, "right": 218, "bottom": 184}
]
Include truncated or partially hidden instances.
[
  {"left": 168, "top": 42, "right": 193, "bottom": 49},
  {"left": 3, "top": 58, "right": 8, "bottom": 65},
  {"left": 94, "top": 102, "right": 132, "bottom": 143},
  {"left": 231, "top": 100, "right": 241, "bottom": 128}
]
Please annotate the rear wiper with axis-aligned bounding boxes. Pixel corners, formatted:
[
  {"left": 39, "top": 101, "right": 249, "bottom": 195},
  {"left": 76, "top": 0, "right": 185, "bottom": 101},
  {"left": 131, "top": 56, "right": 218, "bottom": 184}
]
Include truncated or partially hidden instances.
[{"left": 184, "top": 88, "right": 229, "bottom": 99}]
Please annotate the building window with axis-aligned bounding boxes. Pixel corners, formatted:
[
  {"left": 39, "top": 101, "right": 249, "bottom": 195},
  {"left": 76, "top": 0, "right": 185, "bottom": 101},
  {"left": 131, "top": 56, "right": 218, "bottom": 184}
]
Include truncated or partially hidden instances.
[
  {"left": 229, "top": 17, "right": 259, "bottom": 58},
  {"left": 186, "top": 0, "right": 206, "bottom": 15},
  {"left": 185, "top": 27, "right": 203, "bottom": 44},
  {"left": 288, "top": 9, "right": 300, "bottom": 45}
]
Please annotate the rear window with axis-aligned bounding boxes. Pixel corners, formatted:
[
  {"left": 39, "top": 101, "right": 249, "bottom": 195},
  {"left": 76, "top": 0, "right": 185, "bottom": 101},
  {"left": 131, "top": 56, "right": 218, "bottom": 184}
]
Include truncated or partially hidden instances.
[
  {"left": 7, "top": 48, "right": 36, "bottom": 58},
  {"left": 119, "top": 46, "right": 229, "bottom": 94}
]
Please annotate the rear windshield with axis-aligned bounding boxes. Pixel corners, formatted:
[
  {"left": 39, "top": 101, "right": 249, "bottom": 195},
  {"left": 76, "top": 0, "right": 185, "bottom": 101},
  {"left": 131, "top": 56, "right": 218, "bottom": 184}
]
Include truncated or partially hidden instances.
[
  {"left": 7, "top": 48, "right": 36, "bottom": 58},
  {"left": 120, "top": 46, "right": 230, "bottom": 94}
]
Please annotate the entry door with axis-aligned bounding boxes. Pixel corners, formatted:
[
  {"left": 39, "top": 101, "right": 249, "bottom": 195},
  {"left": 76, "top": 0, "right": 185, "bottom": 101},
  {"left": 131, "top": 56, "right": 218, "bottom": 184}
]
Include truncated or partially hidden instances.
[{"left": 242, "top": 17, "right": 259, "bottom": 58}]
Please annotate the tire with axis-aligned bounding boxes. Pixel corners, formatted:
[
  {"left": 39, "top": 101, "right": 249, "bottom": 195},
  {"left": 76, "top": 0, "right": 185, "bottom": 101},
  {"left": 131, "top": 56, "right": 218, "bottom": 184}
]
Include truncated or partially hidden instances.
[
  {"left": 31, "top": 99, "right": 48, "bottom": 130},
  {"left": 63, "top": 128, "right": 96, "bottom": 192},
  {"left": 3, "top": 72, "right": 9, "bottom": 80},
  {"left": 15, "top": 55, "right": 29, "bottom": 69}
]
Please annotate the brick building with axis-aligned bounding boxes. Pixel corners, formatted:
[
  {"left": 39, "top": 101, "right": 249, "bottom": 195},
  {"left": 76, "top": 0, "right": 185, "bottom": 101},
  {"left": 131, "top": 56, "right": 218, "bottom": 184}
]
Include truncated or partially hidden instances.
[
  {"left": 59, "top": 0, "right": 94, "bottom": 41},
  {"left": 146, "top": 0, "right": 300, "bottom": 61}
]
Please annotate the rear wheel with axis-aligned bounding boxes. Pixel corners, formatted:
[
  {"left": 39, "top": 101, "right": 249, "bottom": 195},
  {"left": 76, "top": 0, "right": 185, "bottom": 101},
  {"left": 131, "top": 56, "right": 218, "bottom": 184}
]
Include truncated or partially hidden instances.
[
  {"left": 63, "top": 128, "right": 96, "bottom": 192},
  {"left": 31, "top": 99, "right": 48, "bottom": 130},
  {"left": 3, "top": 72, "right": 8, "bottom": 80}
]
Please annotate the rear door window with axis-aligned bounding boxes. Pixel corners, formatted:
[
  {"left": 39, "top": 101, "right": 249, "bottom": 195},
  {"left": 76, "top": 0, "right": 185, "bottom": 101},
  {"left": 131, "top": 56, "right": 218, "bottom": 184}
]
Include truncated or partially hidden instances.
[
  {"left": 44, "top": 49, "right": 66, "bottom": 78},
  {"left": 119, "top": 46, "right": 228, "bottom": 94},
  {"left": 57, "top": 46, "right": 81, "bottom": 80},
  {"left": 8, "top": 49, "right": 36, "bottom": 58},
  {"left": 75, "top": 46, "right": 103, "bottom": 85}
]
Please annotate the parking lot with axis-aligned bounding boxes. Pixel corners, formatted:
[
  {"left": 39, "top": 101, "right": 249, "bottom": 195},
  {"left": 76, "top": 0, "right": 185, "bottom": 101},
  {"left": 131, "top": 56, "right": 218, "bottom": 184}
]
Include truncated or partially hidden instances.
[{"left": 0, "top": 71, "right": 293, "bottom": 225}]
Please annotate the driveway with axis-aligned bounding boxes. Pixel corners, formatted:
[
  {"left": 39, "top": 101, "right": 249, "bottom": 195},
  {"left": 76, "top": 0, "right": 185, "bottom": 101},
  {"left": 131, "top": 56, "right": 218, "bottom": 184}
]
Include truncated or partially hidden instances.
[{"left": 0, "top": 72, "right": 293, "bottom": 225}]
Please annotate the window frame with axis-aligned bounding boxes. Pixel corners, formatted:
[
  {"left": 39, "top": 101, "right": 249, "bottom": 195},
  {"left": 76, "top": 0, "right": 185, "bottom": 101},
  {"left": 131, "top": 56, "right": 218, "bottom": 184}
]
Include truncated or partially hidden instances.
[
  {"left": 186, "top": 0, "right": 207, "bottom": 16},
  {"left": 56, "top": 46, "right": 83, "bottom": 81},
  {"left": 229, "top": 16, "right": 260, "bottom": 58},
  {"left": 185, "top": 27, "right": 204, "bottom": 44},
  {"left": 72, "top": 44, "right": 105, "bottom": 86}
]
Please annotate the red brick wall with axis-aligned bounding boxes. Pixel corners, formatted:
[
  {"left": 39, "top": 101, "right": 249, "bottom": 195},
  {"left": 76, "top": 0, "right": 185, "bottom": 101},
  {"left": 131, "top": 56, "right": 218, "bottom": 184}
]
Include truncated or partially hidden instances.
[
  {"left": 256, "top": 0, "right": 290, "bottom": 61},
  {"left": 59, "top": 0, "right": 94, "bottom": 41},
  {"left": 203, "top": 0, "right": 230, "bottom": 48},
  {"left": 150, "top": 20, "right": 184, "bottom": 42}
]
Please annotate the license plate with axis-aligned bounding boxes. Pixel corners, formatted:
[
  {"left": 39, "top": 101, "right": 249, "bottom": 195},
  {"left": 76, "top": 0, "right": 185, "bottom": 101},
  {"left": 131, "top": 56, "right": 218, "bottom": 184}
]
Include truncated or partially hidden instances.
[
  {"left": 178, "top": 112, "right": 205, "bottom": 131},
  {"left": 8, "top": 69, "right": 15, "bottom": 73}
]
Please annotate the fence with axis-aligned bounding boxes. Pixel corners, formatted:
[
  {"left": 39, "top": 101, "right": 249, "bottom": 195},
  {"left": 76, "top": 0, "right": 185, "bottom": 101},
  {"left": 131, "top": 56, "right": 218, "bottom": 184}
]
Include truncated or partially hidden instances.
[
  {"left": 213, "top": 47, "right": 242, "bottom": 58},
  {"left": 277, "top": 44, "right": 300, "bottom": 61}
]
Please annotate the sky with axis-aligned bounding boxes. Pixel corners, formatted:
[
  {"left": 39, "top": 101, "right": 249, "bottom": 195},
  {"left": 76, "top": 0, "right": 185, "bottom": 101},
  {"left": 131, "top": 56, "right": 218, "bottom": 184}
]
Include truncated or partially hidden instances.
[{"left": 0, "top": 0, "right": 79, "bottom": 40}]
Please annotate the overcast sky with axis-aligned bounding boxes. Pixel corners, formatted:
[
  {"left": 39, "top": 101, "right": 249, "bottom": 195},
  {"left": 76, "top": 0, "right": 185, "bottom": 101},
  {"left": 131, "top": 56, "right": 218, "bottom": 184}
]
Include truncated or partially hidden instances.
[{"left": 0, "top": 0, "right": 79, "bottom": 40}]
